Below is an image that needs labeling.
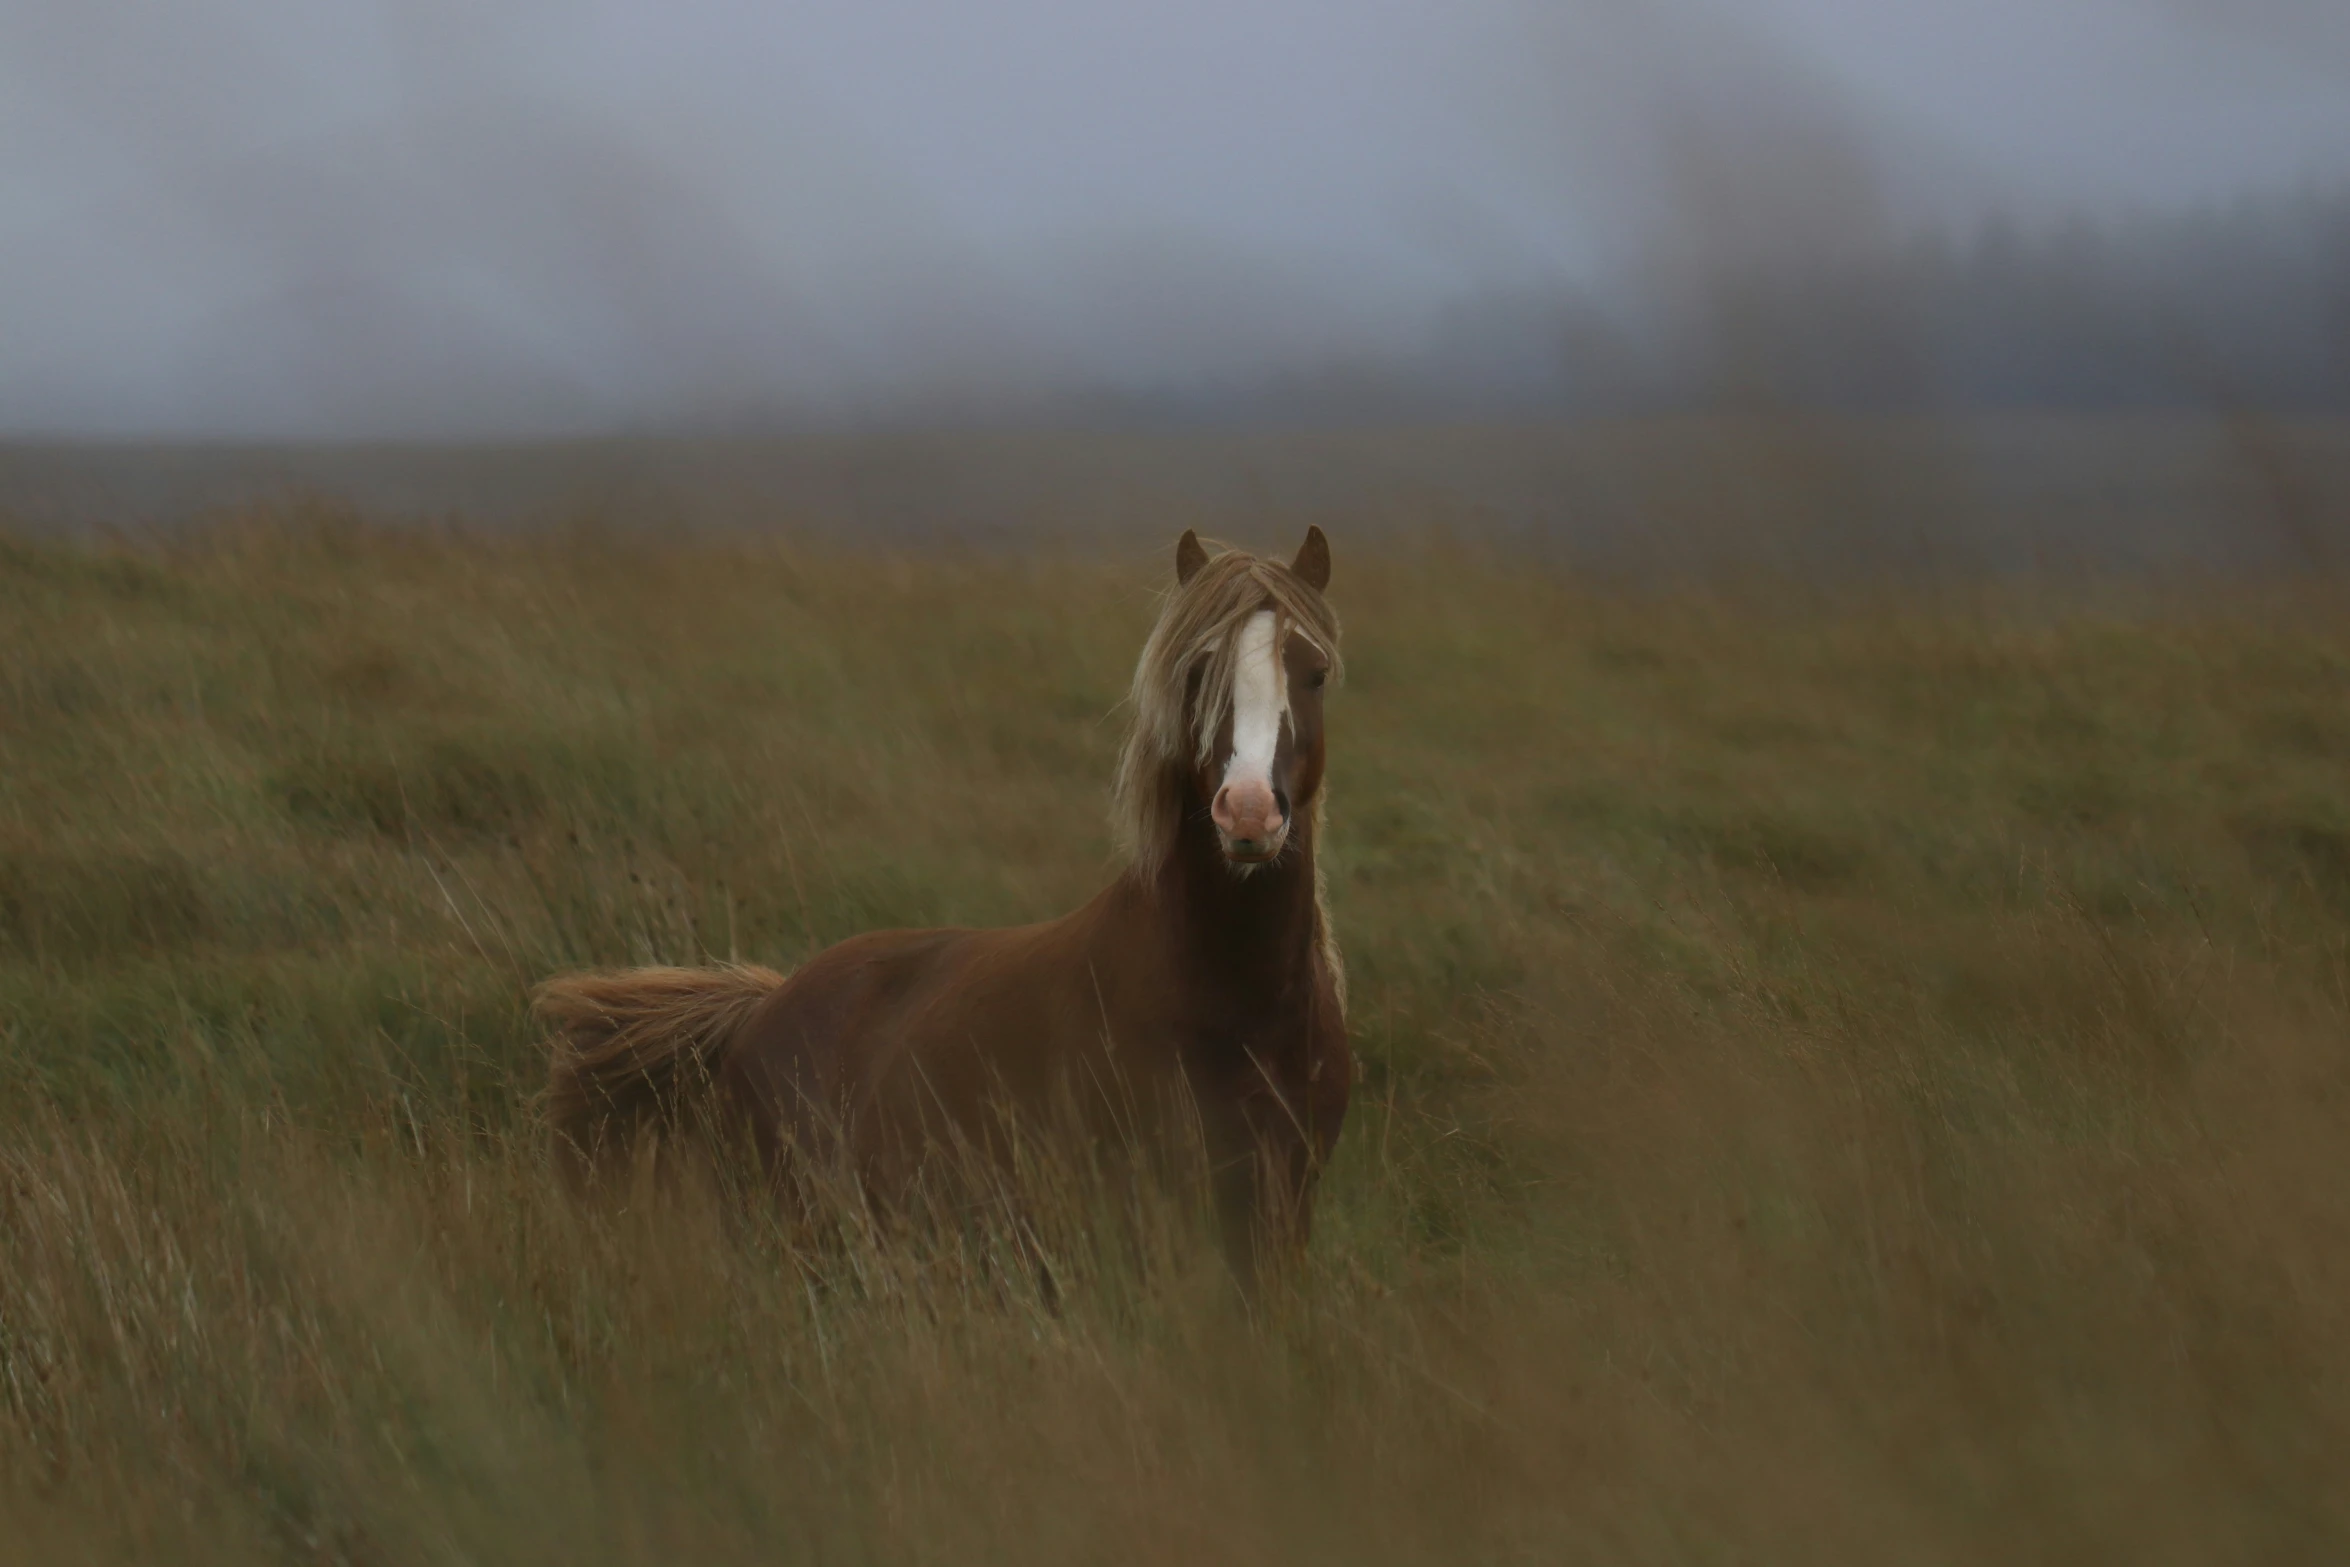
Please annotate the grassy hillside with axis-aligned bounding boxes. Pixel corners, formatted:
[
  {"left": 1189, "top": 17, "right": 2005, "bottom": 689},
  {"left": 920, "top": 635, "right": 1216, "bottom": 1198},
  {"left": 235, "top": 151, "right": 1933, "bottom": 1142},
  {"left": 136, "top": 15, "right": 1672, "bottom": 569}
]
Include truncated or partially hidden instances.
[{"left": 4, "top": 508, "right": 2348, "bottom": 1562}]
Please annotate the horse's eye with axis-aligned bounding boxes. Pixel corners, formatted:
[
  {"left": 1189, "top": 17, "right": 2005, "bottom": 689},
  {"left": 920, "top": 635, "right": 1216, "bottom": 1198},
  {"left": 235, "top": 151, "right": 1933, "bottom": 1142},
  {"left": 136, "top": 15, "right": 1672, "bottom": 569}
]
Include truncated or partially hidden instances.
[{"left": 1307, "top": 670, "right": 1327, "bottom": 690}]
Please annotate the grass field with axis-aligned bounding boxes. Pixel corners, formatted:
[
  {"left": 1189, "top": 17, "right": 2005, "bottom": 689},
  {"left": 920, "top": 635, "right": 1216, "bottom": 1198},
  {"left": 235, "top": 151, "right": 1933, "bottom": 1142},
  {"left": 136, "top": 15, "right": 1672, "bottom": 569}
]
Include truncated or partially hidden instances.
[{"left": 4, "top": 506, "right": 2349, "bottom": 1562}]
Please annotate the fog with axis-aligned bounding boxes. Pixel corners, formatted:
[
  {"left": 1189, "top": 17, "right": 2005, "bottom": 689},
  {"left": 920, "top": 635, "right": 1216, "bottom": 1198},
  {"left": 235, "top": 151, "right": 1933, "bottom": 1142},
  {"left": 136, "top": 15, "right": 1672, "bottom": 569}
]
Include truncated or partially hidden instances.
[{"left": 4, "top": 0, "right": 2347, "bottom": 438}]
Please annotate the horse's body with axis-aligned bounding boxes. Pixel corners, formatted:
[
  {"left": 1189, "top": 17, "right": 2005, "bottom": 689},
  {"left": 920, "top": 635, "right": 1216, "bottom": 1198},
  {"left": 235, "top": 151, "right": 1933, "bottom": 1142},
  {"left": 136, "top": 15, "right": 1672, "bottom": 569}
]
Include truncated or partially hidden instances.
[{"left": 538, "top": 530, "right": 1349, "bottom": 1275}]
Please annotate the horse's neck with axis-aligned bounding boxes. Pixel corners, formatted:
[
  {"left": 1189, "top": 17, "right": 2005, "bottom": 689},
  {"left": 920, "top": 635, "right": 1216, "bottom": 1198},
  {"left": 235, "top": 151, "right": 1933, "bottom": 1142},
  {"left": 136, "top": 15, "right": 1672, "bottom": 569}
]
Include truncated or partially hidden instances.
[{"left": 1138, "top": 808, "right": 1324, "bottom": 1003}]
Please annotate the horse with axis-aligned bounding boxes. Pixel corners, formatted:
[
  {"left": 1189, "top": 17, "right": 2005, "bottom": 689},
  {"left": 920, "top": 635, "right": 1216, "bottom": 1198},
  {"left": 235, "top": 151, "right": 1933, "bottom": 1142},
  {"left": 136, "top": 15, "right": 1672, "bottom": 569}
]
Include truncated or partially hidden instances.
[{"left": 535, "top": 528, "right": 1351, "bottom": 1283}]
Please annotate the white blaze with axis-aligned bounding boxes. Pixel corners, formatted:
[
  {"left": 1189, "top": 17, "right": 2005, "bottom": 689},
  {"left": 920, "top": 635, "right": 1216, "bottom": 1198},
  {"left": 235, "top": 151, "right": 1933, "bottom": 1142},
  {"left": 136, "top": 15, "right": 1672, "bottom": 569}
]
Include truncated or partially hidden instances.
[{"left": 1221, "top": 610, "right": 1285, "bottom": 801}]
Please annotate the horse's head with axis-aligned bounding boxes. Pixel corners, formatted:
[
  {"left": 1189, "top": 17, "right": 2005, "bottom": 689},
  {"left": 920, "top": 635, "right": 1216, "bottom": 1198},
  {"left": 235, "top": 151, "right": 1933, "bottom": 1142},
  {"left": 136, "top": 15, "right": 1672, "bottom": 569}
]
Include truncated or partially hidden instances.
[
  {"left": 1174, "top": 526, "right": 1335, "bottom": 869},
  {"left": 1113, "top": 527, "right": 1342, "bottom": 879}
]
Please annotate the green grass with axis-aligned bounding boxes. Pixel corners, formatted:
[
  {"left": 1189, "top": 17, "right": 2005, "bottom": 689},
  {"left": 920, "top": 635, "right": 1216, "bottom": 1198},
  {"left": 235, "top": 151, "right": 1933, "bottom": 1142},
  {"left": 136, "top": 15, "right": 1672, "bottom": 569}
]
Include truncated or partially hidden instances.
[{"left": 4, "top": 507, "right": 2349, "bottom": 1562}]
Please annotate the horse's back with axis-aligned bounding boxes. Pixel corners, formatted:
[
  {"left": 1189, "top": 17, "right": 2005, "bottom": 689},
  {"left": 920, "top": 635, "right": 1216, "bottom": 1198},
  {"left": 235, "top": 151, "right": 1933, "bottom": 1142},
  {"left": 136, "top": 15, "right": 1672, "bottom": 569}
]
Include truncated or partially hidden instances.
[{"left": 719, "top": 912, "right": 1122, "bottom": 1165}]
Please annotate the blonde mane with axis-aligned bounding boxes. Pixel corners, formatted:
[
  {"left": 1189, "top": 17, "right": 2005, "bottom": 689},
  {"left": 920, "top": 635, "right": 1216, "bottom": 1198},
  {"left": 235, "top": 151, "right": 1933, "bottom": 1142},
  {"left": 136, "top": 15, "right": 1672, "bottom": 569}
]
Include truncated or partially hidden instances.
[{"left": 1112, "top": 541, "right": 1347, "bottom": 1002}]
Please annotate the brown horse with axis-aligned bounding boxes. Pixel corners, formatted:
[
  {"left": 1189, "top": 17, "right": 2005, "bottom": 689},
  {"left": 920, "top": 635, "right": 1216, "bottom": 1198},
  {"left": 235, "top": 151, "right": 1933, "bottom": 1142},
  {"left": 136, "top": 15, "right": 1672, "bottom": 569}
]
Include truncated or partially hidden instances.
[{"left": 536, "top": 528, "right": 1350, "bottom": 1279}]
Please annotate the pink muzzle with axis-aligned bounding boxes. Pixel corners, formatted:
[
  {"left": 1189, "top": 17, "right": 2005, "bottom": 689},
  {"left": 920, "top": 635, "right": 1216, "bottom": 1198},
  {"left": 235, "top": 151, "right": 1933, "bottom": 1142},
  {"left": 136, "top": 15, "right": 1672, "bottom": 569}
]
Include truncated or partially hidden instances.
[{"left": 1212, "top": 777, "right": 1285, "bottom": 857}]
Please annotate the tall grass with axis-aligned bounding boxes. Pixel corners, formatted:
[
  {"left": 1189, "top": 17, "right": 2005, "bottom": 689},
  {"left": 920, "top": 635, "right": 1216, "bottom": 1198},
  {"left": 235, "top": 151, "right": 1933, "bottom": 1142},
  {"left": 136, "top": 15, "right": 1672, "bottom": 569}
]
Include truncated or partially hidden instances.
[{"left": 3, "top": 508, "right": 2348, "bottom": 1561}]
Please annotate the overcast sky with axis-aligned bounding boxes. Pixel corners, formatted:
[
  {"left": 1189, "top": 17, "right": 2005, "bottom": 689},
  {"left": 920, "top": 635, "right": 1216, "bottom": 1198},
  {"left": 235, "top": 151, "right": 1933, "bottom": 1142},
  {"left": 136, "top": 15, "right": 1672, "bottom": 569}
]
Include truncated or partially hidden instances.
[{"left": 3, "top": 0, "right": 2346, "bottom": 437}]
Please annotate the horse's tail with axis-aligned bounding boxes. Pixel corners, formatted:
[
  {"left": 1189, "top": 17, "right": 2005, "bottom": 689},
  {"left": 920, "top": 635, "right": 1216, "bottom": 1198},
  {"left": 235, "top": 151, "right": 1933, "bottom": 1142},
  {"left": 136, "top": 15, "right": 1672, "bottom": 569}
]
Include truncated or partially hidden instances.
[{"left": 534, "top": 962, "right": 786, "bottom": 1171}]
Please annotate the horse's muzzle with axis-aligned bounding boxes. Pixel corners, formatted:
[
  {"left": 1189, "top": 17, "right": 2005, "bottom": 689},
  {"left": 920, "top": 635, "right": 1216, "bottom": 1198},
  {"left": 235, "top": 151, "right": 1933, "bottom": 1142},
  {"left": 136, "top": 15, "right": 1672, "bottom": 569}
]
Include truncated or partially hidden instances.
[
  {"left": 1212, "top": 778, "right": 1287, "bottom": 863},
  {"left": 1218, "top": 829, "right": 1289, "bottom": 864}
]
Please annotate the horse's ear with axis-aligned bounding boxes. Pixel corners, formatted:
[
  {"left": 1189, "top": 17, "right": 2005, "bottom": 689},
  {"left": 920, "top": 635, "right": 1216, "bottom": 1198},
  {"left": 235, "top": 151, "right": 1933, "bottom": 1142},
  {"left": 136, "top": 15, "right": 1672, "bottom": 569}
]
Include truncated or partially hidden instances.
[
  {"left": 1292, "top": 525, "right": 1332, "bottom": 591},
  {"left": 1175, "top": 529, "right": 1208, "bottom": 585}
]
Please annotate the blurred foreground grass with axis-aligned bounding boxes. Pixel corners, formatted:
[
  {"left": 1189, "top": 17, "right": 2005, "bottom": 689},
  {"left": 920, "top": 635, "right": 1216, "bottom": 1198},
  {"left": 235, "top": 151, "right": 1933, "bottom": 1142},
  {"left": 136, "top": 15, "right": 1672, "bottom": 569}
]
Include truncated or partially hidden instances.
[{"left": 3, "top": 509, "right": 2348, "bottom": 1562}]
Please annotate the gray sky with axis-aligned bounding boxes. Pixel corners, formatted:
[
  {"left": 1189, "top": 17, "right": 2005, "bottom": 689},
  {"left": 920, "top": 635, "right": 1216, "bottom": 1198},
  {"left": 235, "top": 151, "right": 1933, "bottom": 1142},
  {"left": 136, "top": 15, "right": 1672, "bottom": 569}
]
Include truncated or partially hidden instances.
[{"left": 3, "top": 0, "right": 2346, "bottom": 437}]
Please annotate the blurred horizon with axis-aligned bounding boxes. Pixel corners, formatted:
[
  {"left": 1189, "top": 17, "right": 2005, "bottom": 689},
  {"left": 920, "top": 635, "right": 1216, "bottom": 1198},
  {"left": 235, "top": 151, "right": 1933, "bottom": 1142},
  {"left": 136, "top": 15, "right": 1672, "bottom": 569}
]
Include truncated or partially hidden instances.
[{"left": 5, "top": 0, "right": 2348, "bottom": 440}]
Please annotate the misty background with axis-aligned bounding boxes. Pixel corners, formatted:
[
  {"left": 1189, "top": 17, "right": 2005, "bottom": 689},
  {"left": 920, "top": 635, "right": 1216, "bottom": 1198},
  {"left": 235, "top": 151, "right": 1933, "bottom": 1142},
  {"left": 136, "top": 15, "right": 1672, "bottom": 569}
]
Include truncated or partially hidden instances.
[
  {"left": 4, "top": 1, "right": 2349, "bottom": 573},
  {"left": 5, "top": 0, "right": 2348, "bottom": 438}
]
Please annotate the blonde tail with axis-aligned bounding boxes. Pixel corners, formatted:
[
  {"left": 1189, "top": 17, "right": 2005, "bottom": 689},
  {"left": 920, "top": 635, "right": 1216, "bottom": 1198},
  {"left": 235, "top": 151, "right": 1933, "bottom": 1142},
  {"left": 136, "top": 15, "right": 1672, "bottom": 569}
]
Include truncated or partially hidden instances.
[{"left": 535, "top": 963, "right": 785, "bottom": 1171}]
